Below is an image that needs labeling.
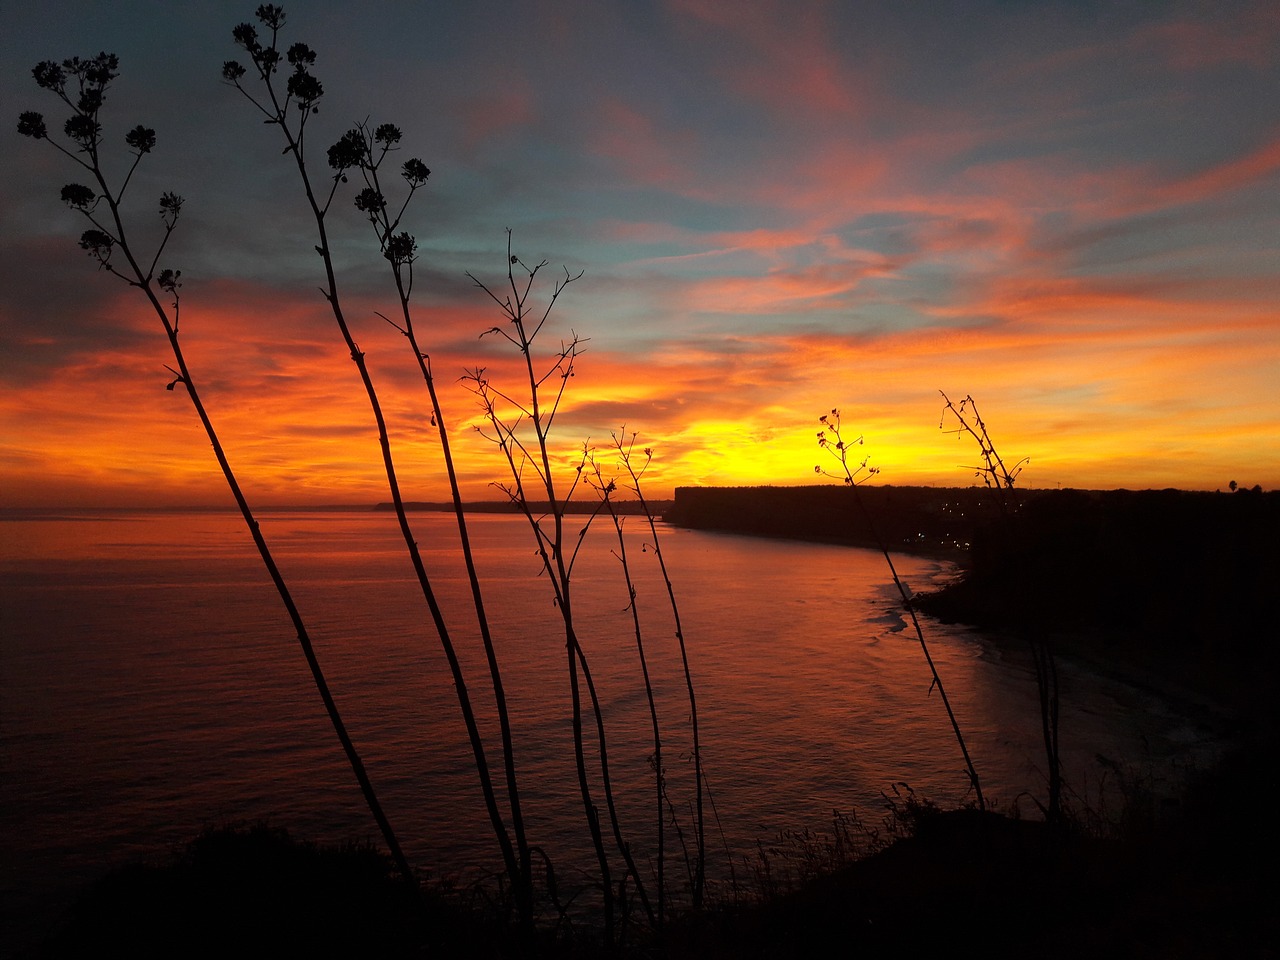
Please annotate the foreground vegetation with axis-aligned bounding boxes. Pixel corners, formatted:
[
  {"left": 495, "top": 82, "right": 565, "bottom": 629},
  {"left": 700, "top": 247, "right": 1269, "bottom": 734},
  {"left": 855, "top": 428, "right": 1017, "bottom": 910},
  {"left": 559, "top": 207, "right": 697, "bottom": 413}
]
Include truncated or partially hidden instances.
[
  {"left": 19, "top": 8, "right": 712, "bottom": 948},
  {"left": 38, "top": 737, "right": 1277, "bottom": 958}
]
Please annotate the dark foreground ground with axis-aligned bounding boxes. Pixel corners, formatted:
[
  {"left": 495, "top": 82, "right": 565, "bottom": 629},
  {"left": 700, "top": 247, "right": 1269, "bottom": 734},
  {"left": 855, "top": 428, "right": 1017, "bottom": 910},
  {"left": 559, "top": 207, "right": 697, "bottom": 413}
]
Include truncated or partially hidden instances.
[{"left": 35, "top": 744, "right": 1278, "bottom": 959}]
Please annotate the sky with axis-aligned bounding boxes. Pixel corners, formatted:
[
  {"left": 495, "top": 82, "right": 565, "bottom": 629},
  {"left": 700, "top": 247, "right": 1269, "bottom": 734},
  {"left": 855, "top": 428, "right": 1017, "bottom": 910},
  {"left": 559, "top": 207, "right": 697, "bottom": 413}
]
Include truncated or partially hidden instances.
[{"left": 3, "top": 0, "right": 1278, "bottom": 507}]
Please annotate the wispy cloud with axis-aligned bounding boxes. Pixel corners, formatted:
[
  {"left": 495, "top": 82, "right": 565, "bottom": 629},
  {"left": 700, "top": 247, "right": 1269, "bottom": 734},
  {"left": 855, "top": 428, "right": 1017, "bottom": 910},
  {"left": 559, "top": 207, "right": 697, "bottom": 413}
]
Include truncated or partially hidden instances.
[{"left": 3, "top": 0, "right": 1277, "bottom": 504}]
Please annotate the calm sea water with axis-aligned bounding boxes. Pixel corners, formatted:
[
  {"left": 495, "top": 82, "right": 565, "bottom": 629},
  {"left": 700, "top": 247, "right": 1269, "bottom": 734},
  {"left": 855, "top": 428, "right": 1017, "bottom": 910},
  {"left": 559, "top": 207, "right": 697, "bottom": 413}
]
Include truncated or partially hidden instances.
[{"left": 0, "top": 508, "right": 1218, "bottom": 945}]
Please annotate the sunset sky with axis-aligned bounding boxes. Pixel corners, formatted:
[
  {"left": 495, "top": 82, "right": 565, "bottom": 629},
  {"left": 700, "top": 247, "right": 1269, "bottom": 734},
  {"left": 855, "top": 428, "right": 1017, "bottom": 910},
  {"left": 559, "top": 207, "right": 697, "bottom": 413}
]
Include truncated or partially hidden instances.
[{"left": 3, "top": 0, "right": 1278, "bottom": 507}]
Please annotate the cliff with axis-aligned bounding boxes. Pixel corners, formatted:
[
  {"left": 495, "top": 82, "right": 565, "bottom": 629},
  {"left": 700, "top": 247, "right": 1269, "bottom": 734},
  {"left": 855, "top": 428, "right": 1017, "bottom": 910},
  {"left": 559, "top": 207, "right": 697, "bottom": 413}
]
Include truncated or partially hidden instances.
[{"left": 664, "top": 484, "right": 1003, "bottom": 555}]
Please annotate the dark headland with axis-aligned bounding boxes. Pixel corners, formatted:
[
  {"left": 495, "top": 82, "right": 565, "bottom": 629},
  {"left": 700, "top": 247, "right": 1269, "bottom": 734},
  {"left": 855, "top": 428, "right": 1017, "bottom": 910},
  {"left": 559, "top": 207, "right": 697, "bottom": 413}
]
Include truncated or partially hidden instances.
[
  {"left": 664, "top": 483, "right": 993, "bottom": 554},
  {"left": 665, "top": 484, "right": 1279, "bottom": 703}
]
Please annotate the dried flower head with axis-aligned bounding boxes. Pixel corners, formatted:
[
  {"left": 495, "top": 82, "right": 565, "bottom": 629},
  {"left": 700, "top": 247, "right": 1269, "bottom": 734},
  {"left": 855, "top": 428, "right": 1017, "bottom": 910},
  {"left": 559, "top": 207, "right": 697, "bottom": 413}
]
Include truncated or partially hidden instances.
[
  {"left": 157, "top": 269, "right": 182, "bottom": 293},
  {"left": 327, "top": 128, "right": 367, "bottom": 171},
  {"left": 17, "top": 111, "right": 48, "bottom": 139},
  {"left": 78, "top": 228, "right": 114, "bottom": 257},
  {"left": 60, "top": 183, "right": 96, "bottom": 209},
  {"left": 125, "top": 125, "right": 156, "bottom": 154},
  {"left": 402, "top": 158, "right": 430, "bottom": 186},
  {"left": 354, "top": 187, "right": 385, "bottom": 214},
  {"left": 385, "top": 231, "right": 416, "bottom": 265},
  {"left": 63, "top": 113, "right": 100, "bottom": 147},
  {"left": 287, "top": 67, "right": 322, "bottom": 107}
]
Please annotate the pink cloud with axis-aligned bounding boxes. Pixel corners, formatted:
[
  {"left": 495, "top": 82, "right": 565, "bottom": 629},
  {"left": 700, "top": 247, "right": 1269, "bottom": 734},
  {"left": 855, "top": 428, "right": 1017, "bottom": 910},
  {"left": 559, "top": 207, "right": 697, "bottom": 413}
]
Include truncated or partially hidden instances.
[
  {"left": 668, "top": 0, "right": 868, "bottom": 120},
  {"left": 445, "top": 84, "right": 538, "bottom": 155},
  {"left": 589, "top": 97, "right": 699, "bottom": 188},
  {"left": 1134, "top": 9, "right": 1280, "bottom": 72},
  {"left": 1145, "top": 135, "right": 1280, "bottom": 209},
  {"left": 678, "top": 258, "right": 897, "bottom": 315}
]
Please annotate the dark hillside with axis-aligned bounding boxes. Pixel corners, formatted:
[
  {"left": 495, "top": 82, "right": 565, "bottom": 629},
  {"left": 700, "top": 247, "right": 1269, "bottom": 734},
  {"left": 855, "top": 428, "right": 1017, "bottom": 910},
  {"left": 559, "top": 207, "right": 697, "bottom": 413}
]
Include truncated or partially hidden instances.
[
  {"left": 667, "top": 484, "right": 1279, "bottom": 706},
  {"left": 916, "top": 487, "right": 1279, "bottom": 704}
]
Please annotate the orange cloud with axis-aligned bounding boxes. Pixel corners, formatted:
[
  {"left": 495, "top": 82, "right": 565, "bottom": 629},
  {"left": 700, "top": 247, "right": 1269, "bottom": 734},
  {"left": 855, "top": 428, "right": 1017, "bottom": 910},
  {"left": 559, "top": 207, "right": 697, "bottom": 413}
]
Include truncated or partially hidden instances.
[
  {"left": 6, "top": 270, "right": 1277, "bottom": 506},
  {"left": 7, "top": 3, "right": 1279, "bottom": 507}
]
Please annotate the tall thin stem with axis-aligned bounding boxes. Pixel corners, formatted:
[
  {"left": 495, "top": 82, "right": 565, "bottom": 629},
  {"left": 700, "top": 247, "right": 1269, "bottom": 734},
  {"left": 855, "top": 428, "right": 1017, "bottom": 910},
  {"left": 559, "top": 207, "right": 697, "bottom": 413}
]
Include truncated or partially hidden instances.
[
  {"left": 593, "top": 465, "right": 666, "bottom": 929},
  {"left": 612, "top": 432, "right": 705, "bottom": 909},
  {"left": 940, "top": 392, "right": 1057, "bottom": 821},
  {"left": 21, "top": 53, "right": 413, "bottom": 883},
  {"left": 345, "top": 122, "right": 532, "bottom": 924},
  {"left": 466, "top": 236, "right": 657, "bottom": 938},
  {"left": 225, "top": 12, "right": 521, "bottom": 898},
  {"left": 818, "top": 412, "right": 985, "bottom": 810}
]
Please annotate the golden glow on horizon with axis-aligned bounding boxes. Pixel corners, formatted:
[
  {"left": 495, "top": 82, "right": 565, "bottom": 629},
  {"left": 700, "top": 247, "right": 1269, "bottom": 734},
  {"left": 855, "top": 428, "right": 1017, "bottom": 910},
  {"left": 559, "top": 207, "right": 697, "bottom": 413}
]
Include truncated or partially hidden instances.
[
  {"left": 4, "top": 4, "right": 1279, "bottom": 507},
  {"left": 5, "top": 288, "right": 1275, "bottom": 507}
]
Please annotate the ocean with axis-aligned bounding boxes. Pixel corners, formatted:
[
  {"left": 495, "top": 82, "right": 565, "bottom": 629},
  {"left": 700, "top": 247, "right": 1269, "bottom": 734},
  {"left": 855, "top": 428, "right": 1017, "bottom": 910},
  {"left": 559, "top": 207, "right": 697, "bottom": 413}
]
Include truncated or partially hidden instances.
[{"left": 0, "top": 508, "right": 1218, "bottom": 947}]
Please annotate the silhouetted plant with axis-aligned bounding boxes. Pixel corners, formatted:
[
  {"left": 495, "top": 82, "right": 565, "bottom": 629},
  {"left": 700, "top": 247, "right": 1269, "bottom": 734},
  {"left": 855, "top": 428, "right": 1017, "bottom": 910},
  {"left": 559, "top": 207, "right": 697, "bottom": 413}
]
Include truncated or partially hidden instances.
[
  {"left": 747, "top": 808, "right": 877, "bottom": 896},
  {"left": 223, "top": 5, "right": 528, "bottom": 920},
  {"left": 17, "top": 50, "right": 414, "bottom": 884},
  {"left": 817, "top": 410, "right": 985, "bottom": 810},
  {"left": 327, "top": 116, "right": 536, "bottom": 928},
  {"left": 610, "top": 430, "right": 707, "bottom": 910},
  {"left": 880, "top": 781, "right": 943, "bottom": 840},
  {"left": 939, "top": 391, "right": 1061, "bottom": 823},
  {"left": 587, "top": 455, "right": 668, "bottom": 930},
  {"left": 464, "top": 237, "right": 657, "bottom": 941},
  {"left": 938, "top": 392, "right": 1028, "bottom": 514}
]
